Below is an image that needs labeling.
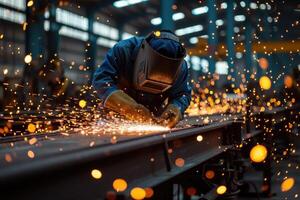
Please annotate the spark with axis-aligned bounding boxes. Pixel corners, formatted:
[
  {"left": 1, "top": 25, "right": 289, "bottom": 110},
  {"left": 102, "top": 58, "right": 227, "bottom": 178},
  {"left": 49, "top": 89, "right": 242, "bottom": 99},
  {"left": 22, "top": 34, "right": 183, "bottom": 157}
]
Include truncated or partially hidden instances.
[
  {"left": 113, "top": 178, "right": 127, "bottom": 192},
  {"left": 91, "top": 169, "right": 102, "bottom": 179}
]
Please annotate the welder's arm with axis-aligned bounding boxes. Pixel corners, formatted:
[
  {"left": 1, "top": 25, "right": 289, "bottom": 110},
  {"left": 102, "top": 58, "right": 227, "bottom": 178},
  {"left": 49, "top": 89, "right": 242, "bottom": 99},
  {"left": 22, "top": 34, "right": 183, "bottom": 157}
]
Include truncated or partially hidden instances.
[
  {"left": 92, "top": 43, "right": 123, "bottom": 102},
  {"left": 160, "top": 62, "right": 192, "bottom": 128},
  {"left": 105, "top": 90, "right": 153, "bottom": 123}
]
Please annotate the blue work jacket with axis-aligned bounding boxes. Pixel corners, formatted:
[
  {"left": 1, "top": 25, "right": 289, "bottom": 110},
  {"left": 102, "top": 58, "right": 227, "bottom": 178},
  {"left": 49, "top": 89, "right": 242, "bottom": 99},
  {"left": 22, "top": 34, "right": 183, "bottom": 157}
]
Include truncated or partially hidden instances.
[{"left": 92, "top": 37, "right": 191, "bottom": 116}]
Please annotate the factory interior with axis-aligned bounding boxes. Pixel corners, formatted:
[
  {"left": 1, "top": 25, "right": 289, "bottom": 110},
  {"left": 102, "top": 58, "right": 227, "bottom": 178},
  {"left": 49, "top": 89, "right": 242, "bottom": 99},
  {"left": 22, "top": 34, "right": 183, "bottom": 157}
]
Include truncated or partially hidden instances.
[{"left": 0, "top": 0, "right": 300, "bottom": 199}]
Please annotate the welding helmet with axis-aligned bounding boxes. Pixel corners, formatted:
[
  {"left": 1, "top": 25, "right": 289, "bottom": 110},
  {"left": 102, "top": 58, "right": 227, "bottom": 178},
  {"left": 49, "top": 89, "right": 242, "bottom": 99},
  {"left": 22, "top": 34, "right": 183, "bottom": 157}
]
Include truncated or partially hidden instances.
[{"left": 133, "top": 30, "right": 186, "bottom": 94}]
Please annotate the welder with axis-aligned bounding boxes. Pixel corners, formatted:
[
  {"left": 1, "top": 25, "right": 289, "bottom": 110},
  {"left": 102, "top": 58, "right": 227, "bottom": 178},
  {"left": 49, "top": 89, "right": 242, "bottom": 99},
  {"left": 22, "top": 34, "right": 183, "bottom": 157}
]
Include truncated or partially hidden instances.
[
  {"left": 39, "top": 57, "right": 80, "bottom": 106},
  {"left": 92, "top": 30, "right": 191, "bottom": 128}
]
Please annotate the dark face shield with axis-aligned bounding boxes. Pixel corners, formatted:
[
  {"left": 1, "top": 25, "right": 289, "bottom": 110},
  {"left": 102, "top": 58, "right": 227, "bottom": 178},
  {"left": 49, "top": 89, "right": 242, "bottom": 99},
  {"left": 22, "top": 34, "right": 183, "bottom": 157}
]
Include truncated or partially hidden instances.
[{"left": 133, "top": 32, "right": 186, "bottom": 94}]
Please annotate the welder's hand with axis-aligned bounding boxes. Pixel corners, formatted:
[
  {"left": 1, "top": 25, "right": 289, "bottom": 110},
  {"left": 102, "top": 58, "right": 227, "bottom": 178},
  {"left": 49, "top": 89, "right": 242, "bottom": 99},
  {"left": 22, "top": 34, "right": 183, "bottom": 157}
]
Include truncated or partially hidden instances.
[
  {"left": 158, "top": 104, "right": 182, "bottom": 128},
  {"left": 104, "top": 90, "right": 154, "bottom": 123},
  {"left": 129, "top": 104, "right": 154, "bottom": 123}
]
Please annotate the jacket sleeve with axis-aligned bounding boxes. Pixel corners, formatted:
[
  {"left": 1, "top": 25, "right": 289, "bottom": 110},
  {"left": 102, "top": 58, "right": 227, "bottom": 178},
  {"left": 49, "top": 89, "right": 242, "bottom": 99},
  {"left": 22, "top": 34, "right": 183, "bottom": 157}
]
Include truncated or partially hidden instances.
[
  {"left": 169, "top": 61, "right": 192, "bottom": 115},
  {"left": 92, "top": 42, "right": 128, "bottom": 104}
]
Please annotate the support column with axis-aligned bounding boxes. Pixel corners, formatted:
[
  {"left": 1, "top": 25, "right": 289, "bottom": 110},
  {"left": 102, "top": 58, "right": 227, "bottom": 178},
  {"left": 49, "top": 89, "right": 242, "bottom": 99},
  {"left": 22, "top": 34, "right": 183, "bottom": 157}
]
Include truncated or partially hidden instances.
[
  {"left": 207, "top": 0, "right": 217, "bottom": 75},
  {"left": 86, "top": 8, "right": 97, "bottom": 83},
  {"left": 22, "top": 0, "right": 46, "bottom": 107},
  {"left": 48, "top": 0, "right": 60, "bottom": 60},
  {"left": 245, "top": 0, "right": 253, "bottom": 81},
  {"left": 160, "top": 0, "right": 174, "bottom": 31},
  {"left": 25, "top": 0, "right": 45, "bottom": 59},
  {"left": 226, "top": 0, "right": 235, "bottom": 78},
  {"left": 118, "top": 23, "right": 124, "bottom": 41}
]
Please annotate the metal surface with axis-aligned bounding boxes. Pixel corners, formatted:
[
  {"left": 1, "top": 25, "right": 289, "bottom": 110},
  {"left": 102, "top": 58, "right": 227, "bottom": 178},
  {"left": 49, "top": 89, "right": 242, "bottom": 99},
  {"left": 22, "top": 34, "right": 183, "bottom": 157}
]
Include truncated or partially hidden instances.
[{"left": 0, "top": 121, "right": 241, "bottom": 199}]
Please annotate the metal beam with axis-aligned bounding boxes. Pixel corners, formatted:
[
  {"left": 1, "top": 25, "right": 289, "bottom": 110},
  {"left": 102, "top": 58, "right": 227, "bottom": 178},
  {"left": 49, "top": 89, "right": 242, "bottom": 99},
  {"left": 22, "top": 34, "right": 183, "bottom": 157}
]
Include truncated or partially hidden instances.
[{"left": 0, "top": 121, "right": 241, "bottom": 199}]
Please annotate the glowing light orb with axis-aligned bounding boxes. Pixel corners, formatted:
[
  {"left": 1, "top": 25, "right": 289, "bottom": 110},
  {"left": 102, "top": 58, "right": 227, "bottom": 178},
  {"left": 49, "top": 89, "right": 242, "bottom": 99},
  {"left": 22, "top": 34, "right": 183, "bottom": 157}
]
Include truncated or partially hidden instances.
[
  {"left": 130, "top": 187, "right": 146, "bottom": 200},
  {"left": 79, "top": 100, "right": 87, "bottom": 108},
  {"left": 258, "top": 57, "right": 269, "bottom": 70},
  {"left": 154, "top": 31, "right": 161, "bottom": 37},
  {"left": 197, "top": 135, "right": 203, "bottom": 142},
  {"left": 284, "top": 75, "right": 293, "bottom": 88},
  {"left": 27, "top": 123, "right": 36, "bottom": 133},
  {"left": 186, "top": 187, "right": 197, "bottom": 196},
  {"left": 216, "top": 185, "right": 227, "bottom": 195},
  {"left": 259, "top": 76, "right": 272, "bottom": 90},
  {"left": 24, "top": 54, "right": 32, "bottom": 64},
  {"left": 113, "top": 178, "right": 127, "bottom": 192},
  {"left": 27, "top": 150, "right": 35, "bottom": 158},
  {"left": 281, "top": 178, "right": 295, "bottom": 192},
  {"left": 144, "top": 187, "right": 154, "bottom": 198},
  {"left": 27, "top": 0, "right": 34, "bottom": 7},
  {"left": 91, "top": 169, "right": 102, "bottom": 179},
  {"left": 29, "top": 137, "right": 37, "bottom": 145},
  {"left": 175, "top": 158, "right": 185, "bottom": 167},
  {"left": 250, "top": 144, "right": 268, "bottom": 163},
  {"left": 205, "top": 170, "right": 215, "bottom": 179}
]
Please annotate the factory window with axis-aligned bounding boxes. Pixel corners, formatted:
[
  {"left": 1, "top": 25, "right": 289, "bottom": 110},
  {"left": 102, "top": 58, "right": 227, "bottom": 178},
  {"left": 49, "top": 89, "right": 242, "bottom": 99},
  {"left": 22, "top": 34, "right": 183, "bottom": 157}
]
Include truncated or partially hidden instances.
[
  {"left": 56, "top": 8, "right": 88, "bottom": 31},
  {"left": 201, "top": 59, "right": 209, "bottom": 73},
  {"left": 185, "top": 55, "right": 191, "bottom": 69},
  {"left": 0, "top": 0, "right": 25, "bottom": 11},
  {"left": 216, "top": 61, "right": 229, "bottom": 75},
  {"left": 93, "top": 22, "right": 119, "bottom": 40},
  {"left": 191, "top": 6, "right": 208, "bottom": 15},
  {"left": 0, "top": 7, "right": 24, "bottom": 24},
  {"left": 59, "top": 26, "right": 88, "bottom": 41},
  {"left": 175, "top": 25, "right": 203, "bottom": 36},
  {"left": 97, "top": 37, "right": 117, "bottom": 48},
  {"left": 113, "top": 0, "right": 148, "bottom": 8},
  {"left": 122, "top": 32, "right": 134, "bottom": 40},
  {"left": 191, "top": 56, "right": 201, "bottom": 71},
  {"left": 189, "top": 37, "right": 198, "bottom": 44},
  {"left": 216, "top": 19, "right": 224, "bottom": 26},
  {"left": 44, "top": 20, "right": 50, "bottom": 31},
  {"left": 150, "top": 12, "right": 185, "bottom": 25}
]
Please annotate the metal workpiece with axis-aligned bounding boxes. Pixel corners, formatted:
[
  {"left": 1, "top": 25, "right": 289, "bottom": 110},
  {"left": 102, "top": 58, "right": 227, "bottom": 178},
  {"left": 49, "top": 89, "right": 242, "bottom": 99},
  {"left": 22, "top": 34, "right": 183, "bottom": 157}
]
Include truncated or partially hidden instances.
[{"left": 0, "top": 121, "right": 241, "bottom": 199}]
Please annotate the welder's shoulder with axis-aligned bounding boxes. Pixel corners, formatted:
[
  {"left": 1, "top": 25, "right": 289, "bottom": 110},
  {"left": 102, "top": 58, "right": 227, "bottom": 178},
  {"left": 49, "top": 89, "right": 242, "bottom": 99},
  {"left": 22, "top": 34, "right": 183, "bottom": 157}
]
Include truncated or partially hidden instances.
[
  {"left": 181, "top": 60, "right": 189, "bottom": 73},
  {"left": 113, "top": 36, "right": 142, "bottom": 52}
]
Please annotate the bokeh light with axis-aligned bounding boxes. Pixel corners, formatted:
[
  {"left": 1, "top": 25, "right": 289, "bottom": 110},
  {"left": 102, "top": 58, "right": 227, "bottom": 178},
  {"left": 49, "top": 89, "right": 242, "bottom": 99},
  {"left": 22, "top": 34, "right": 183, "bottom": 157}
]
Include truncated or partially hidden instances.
[
  {"left": 27, "top": 0, "right": 34, "bottom": 7},
  {"left": 27, "top": 123, "right": 36, "bottom": 133},
  {"left": 144, "top": 187, "right": 154, "bottom": 198},
  {"left": 281, "top": 177, "right": 295, "bottom": 192},
  {"left": 130, "top": 187, "right": 146, "bottom": 200},
  {"left": 91, "top": 169, "right": 102, "bottom": 179},
  {"left": 284, "top": 75, "right": 293, "bottom": 88},
  {"left": 175, "top": 158, "right": 185, "bottom": 167},
  {"left": 186, "top": 187, "right": 197, "bottom": 196},
  {"left": 250, "top": 144, "right": 268, "bottom": 163},
  {"left": 24, "top": 54, "right": 32, "bottom": 64},
  {"left": 79, "top": 100, "right": 87, "bottom": 108},
  {"left": 205, "top": 170, "right": 215, "bottom": 179},
  {"left": 259, "top": 76, "right": 272, "bottom": 90},
  {"left": 196, "top": 135, "right": 203, "bottom": 142},
  {"left": 27, "top": 150, "right": 35, "bottom": 158},
  {"left": 216, "top": 185, "right": 227, "bottom": 195},
  {"left": 258, "top": 57, "right": 269, "bottom": 70},
  {"left": 112, "top": 178, "right": 127, "bottom": 192}
]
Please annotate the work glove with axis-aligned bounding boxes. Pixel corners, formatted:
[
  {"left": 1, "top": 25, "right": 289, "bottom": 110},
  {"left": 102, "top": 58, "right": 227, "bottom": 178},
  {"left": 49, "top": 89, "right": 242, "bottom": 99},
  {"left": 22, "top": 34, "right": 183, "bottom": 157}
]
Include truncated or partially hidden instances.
[
  {"left": 158, "top": 104, "right": 182, "bottom": 128},
  {"left": 104, "top": 90, "right": 154, "bottom": 123}
]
